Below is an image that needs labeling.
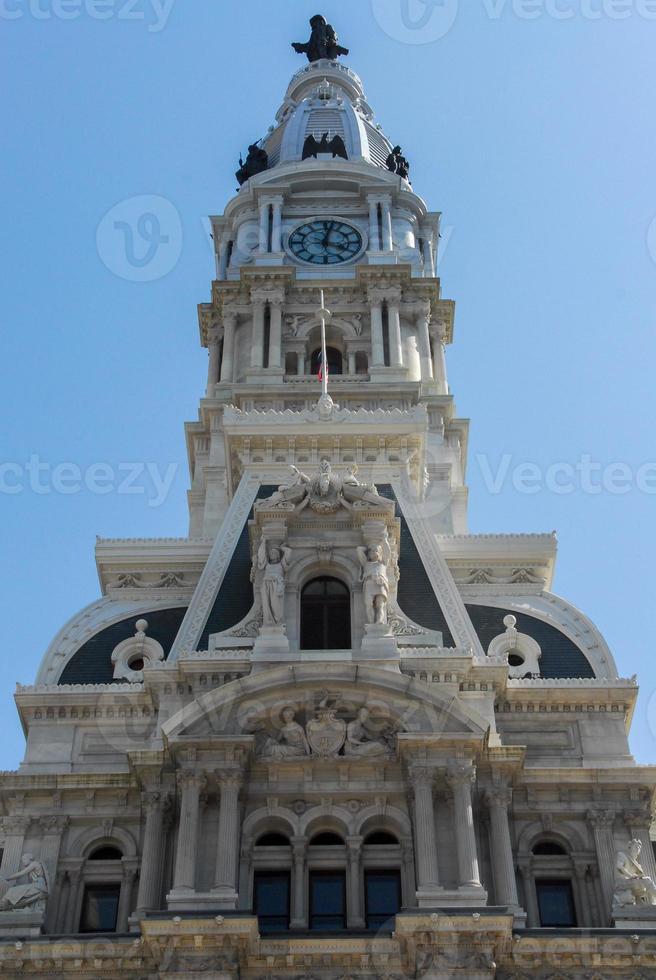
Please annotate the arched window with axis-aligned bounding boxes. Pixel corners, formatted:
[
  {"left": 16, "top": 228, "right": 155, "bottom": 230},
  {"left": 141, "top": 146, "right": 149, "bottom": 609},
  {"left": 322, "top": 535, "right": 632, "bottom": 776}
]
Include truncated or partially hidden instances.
[
  {"left": 301, "top": 578, "right": 351, "bottom": 650},
  {"left": 88, "top": 846, "right": 123, "bottom": 861},
  {"left": 364, "top": 832, "right": 398, "bottom": 847},
  {"left": 311, "top": 346, "right": 343, "bottom": 376},
  {"left": 530, "top": 838, "right": 578, "bottom": 928},
  {"left": 79, "top": 844, "right": 125, "bottom": 934},
  {"left": 533, "top": 842, "right": 567, "bottom": 856},
  {"left": 310, "top": 832, "right": 345, "bottom": 847},
  {"left": 257, "top": 833, "right": 291, "bottom": 847}
]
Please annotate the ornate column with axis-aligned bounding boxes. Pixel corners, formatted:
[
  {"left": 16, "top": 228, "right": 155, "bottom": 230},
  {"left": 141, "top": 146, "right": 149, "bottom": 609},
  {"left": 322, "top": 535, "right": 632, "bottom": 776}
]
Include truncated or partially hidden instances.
[
  {"left": 290, "top": 837, "right": 307, "bottom": 929},
  {"left": 298, "top": 349, "right": 306, "bottom": 376},
  {"left": 117, "top": 866, "right": 137, "bottom": 932},
  {"left": 368, "top": 291, "right": 385, "bottom": 367},
  {"left": 387, "top": 290, "right": 403, "bottom": 367},
  {"left": 485, "top": 787, "right": 520, "bottom": 911},
  {"left": 217, "top": 238, "right": 229, "bottom": 280},
  {"left": 415, "top": 303, "right": 434, "bottom": 382},
  {"left": 347, "top": 350, "right": 357, "bottom": 375},
  {"left": 431, "top": 324, "right": 449, "bottom": 395},
  {"left": 347, "top": 836, "right": 365, "bottom": 929},
  {"left": 0, "top": 815, "right": 29, "bottom": 878},
  {"left": 447, "top": 764, "right": 483, "bottom": 892},
  {"left": 135, "top": 791, "right": 169, "bottom": 916},
  {"left": 271, "top": 197, "right": 283, "bottom": 253},
  {"left": 171, "top": 771, "right": 204, "bottom": 894},
  {"left": 258, "top": 201, "right": 270, "bottom": 253},
  {"left": 587, "top": 808, "right": 616, "bottom": 923},
  {"left": 250, "top": 297, "right": 266, "bottom": 369},
  {"left": 518, "top": 859, "right": 539, "bottom": 927},
  {"left": 400, "top": 837, "right": 417, "bottom": 907},
  {"left": 206, "top": 327, "right": 221, "bottom": 395},
  {"left": 220, "top": 312, "right": 237, "bottom": 383},
  {"left": 420, "top": 229, "right": 435, "bottom": 276},
  {"left": 268, "top": 297, "right": 284, "bottom": 370},
  {"left": 380, "top": 196, "right": 393, "bottom": 252},
  {"left": 409, "top": 767, "right": 442, "bottom": 903},
  {"left": 213, "top": 771, "right": 243, "bottom": 905},
  {"left": 368, "top": 197, "right": 380, "bottom": 251},
  {"left": 39, "top": 815, "right": 69, "bottom": 932}
]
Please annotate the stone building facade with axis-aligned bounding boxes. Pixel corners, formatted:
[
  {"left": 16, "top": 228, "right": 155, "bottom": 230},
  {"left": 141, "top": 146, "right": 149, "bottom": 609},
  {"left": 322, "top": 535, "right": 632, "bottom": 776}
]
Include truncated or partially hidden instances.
[{"left": 1, "top": 17, "right": 656, "bottom": 980}]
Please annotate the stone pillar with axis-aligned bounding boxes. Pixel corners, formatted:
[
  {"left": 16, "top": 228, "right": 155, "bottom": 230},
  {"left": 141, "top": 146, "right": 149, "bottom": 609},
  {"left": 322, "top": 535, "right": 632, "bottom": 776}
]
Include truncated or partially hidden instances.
[
  {"left": 573, "top": 862, "right": 592, "bottom": 928},
  {"left": 207, "top": 328, "right": 221, "bottom": 395},
  {"left": 416, "top": 305, "right": 434, "bottom": 382},
  {"left": 213, "top": 772, "right": 243, "bottom": 903},
  {"left": 135, "top": 791, "right": 169, "bottom": 916},
  {"left": 368, "top": 197, "right": 380, "bottom": 251},
  {"left": 217, "top": 239, "right": 229, "bottom": 280},
  {"left": 387, "top": 295, "right": 403, "bottom": 367},
  {"left": 485, "top": 788, "right": 520, "bottom": 910},
  {"left": 587, "top": 809, "right": 616, "bottom": 923},
  {"left": 400, "top": 838, "right": 417, "bottom": 907},
  {"left": 290, "top": 837, "right": 307, "bottom": 929},
  {"left": 251, "top": 300, "right": 266, "bottom": 369},
  {"left": 117, "top": 866, "right": 137, "bottom": 932},
  {"left": 369, "top": 296, "right": 385, "bottom": 367},
  {"left": 53, "top": 870, "right": 68, "bottom": 933},
  {"left": 298, "top": 350, "right": 306, "bottom": 376},
  {"left": 220, "top": 313, "right": 237, "bottom": 383},
  {"left": 258, "top": 201, "right": 270, "bottom": 253},
  {"left": 268, "top": 299, "right": 283, "bottom": 370},
  {"left": 421, "top": 231, "right": 435, "bottom": 276},
  {"left": 347, "top": 836, "right": 365, "bottom": 929},
  {"left": 381, "top": 197, "right": 393, "bottom": 252},
  {"left": 348, "top": 350, "right": 356, "bottom": 375},
  {"left": 172, "top": 772, "right": 204, "bottom": 894},
  {"left": 518, "top": 861, "right": 539, "bottom": 927},
  {"left": 431, "top": 325, "right": 449, "bottom": 395},
  {"left": 447, "top": 765, "right": 483, "bottom": 891},
  {"left": 64, "top": 866, "right": 84, "bottom": 933},
  {"left": 271, "top": 198, "right": 283, "bottom": 253},
  {"left": 409, "top": 768, "right": 441, "bottom": 902},
  {"left": 39, "top": 816, "right": 69, "bottom": 933}
]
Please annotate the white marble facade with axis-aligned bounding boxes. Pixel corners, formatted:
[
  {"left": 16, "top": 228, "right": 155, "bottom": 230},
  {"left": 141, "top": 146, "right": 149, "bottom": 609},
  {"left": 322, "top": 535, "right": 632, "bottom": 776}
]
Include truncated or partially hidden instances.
[{"left": 2, "top": 21, "right": 656, "bottom": 980}]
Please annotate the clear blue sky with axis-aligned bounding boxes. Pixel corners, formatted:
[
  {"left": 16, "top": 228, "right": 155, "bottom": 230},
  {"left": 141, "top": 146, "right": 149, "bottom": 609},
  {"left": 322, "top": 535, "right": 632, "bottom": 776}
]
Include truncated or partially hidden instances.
[{"left": 1, "top": 0, "right": 655, "bottom": 770}]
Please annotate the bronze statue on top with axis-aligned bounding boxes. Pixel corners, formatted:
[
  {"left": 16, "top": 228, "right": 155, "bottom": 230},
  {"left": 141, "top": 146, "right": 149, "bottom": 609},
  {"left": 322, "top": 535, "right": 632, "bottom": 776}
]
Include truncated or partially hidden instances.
[
  {"left": 292, "top": 15, "right": 349, "bottom": 63},
  {"left": 236, "top": 143, "right": 268, "bottom": 186},
  {"left": 386, "top": 145, "right": 411, "bottom": 181}
]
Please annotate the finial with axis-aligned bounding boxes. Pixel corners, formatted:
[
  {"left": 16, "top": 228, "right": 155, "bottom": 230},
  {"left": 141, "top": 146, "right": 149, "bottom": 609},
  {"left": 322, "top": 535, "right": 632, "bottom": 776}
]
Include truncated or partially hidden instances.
[
  {"left": 135, "top": 619, "right": 149, "bottom": 635},
  {"left": 503, "top": 615, "right": 517, "bottom": 631}
]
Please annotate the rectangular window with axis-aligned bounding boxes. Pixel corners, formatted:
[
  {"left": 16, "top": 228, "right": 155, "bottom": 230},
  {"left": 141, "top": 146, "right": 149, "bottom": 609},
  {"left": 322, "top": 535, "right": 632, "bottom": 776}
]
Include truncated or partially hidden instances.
[
  {"left": 310, "top": 871, "right": 346, "bottom": 931},
  {"left": 365, "top": 870, "right": 401, "bottom": 930},
  {"left": 253, "top": 871, "right": 290, "bottom": 933},
  {"left": 80, "top": 884, "right": 121, "bottom": 934},
  {"left": 536, "top": 879, "right": 577, "bottom": 928}
]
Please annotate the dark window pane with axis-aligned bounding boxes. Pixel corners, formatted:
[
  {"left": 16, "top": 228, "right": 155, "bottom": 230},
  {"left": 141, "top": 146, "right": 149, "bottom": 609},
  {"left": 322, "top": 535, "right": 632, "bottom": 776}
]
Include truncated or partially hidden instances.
[
  {"left": 80, "top": 884, "right": 121, "bottom": 933},
  {"left": 536, "top": 879, "right": 577, "bottom": 927},
  {"left": 310, "top": 872, "right": 346, "bottom": 930},
  {"left": 256, "top": 833, "right": 290, "bottom": 847},
  {"left": 310, "top": 832, "right": 344, "bottom": 847},
  {"left": 254, "top": 872, "right": 290, "bottom": 933},
  {"left": 365, "top": 871, "right": 401, "bottom": 930},
  {"left": 88, "top": 847, "right": 123, "bottom": 861},
  {"left": 533, "top": 842, "right": 567, "bottom": 856},
  {"left": 364, "top": 832, "right": 398, "bottom": 846},
  {"left": 301, "top": 578, "right": 351, "bottom": 651}
]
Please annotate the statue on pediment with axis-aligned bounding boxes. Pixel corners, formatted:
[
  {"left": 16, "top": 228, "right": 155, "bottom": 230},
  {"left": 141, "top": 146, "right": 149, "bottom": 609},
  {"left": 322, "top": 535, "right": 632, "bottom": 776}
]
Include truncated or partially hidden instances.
[
  {"left": 358, "top": 534, "right": 392, "bottom": 626},
  {"left": 257, "top": 539, "right": 293, "bottom": 626},
  {"left": 256, "top": 460, "right": 388, "bottom": 516},
  {"left": 261, "top": 707, "right": 310, "bottom": 760}
]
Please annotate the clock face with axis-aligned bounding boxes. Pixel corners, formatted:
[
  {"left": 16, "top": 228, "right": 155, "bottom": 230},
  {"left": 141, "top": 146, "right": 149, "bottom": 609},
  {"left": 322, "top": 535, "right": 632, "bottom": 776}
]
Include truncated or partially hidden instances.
[{"left": 288, "top": 220, "right": 364, "bottom": 266}]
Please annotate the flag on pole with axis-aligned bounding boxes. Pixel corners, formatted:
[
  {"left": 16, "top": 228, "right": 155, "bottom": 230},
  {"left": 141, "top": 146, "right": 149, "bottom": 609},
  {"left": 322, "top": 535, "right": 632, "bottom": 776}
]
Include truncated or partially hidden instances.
[{"left": 317, "top": 348, "right": 329, "bottom": 383}]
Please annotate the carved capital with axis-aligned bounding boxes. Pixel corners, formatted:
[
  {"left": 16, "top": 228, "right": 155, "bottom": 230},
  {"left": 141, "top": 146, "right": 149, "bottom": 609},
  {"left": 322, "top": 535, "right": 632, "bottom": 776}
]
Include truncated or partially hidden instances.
[
  {"left": 485, "top": 787, "right": 512, "bottom": 811},
  {"left": 408, "top": 767, "right": 437, "bottom": 791},
  {"left": 142, "top": 790, "right": 171, "bottom": 815},
  {"left": 446, "top": 763, "right": 476, "bottom": 789},
  {"left": 177, "top": 770, "right": 205, "bottom": 793},
  {"left": 587, "top": 808, "right": 616, "bottom": 831},
  {"left": 217, "top": 770, "right": 244, "bottom": 792},
  {"left": 0, "top": 816, "right": 30, "bottom": 835},
  {"left": 39, "top": 815, "right": 69, "bottom": 836}
]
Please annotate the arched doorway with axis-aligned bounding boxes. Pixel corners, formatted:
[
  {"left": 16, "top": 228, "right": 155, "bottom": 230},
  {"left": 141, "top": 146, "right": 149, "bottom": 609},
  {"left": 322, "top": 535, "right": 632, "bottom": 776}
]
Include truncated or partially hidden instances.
[
  {"left": 311, "top": 347, "right": 343, "bottom": 377},
  {"left": 300, "top": 577, "right": 351, "bottom": 650}
]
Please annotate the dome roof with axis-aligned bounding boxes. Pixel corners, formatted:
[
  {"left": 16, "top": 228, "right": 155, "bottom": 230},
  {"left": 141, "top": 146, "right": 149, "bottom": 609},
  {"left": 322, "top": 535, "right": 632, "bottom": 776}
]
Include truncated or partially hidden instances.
[{"left": 260, "top": 60, "right": 397, "bottom": 173}]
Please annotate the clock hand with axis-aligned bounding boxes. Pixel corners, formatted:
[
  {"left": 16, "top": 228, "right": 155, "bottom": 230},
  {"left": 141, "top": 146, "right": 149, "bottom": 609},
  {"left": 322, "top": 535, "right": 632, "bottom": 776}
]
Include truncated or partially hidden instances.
[{"left": 322, "top": 221, "right": 334, "bottom": 247}]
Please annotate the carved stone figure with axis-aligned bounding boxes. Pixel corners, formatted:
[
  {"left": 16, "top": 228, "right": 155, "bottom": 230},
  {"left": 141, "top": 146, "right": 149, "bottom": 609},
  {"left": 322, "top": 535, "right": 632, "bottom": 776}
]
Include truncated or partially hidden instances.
[
  {"left": 357, "top": 536, "right": 392, "bottom": 625},
  {"left": 306, "top": 702, "right": 347, "bottom": 758},
  {"left": 257, "top": 460, "right": 389, "bottom": 516},
  {"left": 257, "top": 539, "right": 293, "bottom": 626},
  {"left": 236, "top": 143, "right": 268, "bottom": 186},
  {"left": 386, "top": 145, "right": 410, "bottom": 180},
  {"left": 0, "top": 855, "right": 48, "bottom": 912},
  {"left": 292, "top": 15, "right": 349, "bottom": 63},
  {"left": 344, "top": 708, "right": 393, "bottom": 758},
  {"left": 261, "top": 708, "right": 310, "bottom": 760},
  {"left": 613, "top": 840, "right": 656, "bottom": 906}
]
